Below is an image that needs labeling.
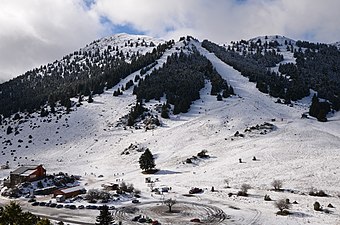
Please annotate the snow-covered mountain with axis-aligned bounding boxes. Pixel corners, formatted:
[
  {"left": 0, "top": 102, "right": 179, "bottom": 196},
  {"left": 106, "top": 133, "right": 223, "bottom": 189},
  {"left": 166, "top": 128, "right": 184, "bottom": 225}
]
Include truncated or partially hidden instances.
[
  {"left": 332, "top": 41, "right": 340, "bottom": 49},
  {"left": 0, "top": 34, "right": 340, "bottom": 225},
  {"left": 248, "top": 35, "right": 296, "bottom": 45}
]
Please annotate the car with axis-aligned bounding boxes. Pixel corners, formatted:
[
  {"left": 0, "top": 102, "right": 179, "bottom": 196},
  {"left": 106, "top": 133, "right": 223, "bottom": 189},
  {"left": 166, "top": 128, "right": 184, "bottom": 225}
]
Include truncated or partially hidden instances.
[
  {"left": 56, "top": 204, "right": 63, "bottom": 208},
  {"left": 138, "top": 218, "right": 147, "bottom": 223},
  {"left": 49, "top": 203, "right": 57, "bottom": 208},
  {"left": 85, "top": 205, "right": 91, "bottom": 209},
  {"left": 78, "top": 205, "right": 85, "bottom": 209},
  {"left": 45, "top": 202, "right": 51, "bottom": 207},
  {"left": 39, "top": 202, "right": 46, "bottom": 206},
  {"left": 31, "top": 202, "right": 39, "bottom": 206},
  {"left": 190, "top": 218, "right": 201, "bottom": 222},
  {"left": 69, "top": 205, "right": 76, "bottom": 209},
  {"left": 28, "top": 198, "right": 36, "bottom": 203},
  {"left": 64, "top": 204, "right": 70, "bottom": 208},
  {"left": 132, "top": 199, "right": 140, "bottom": 204},
  {"left": 109, "top": 205, "right": 115, "bottom": 210},
  {"left": 189, "top": 187, "right": 203, "bottom": 194},
  {"left": 132, "top": 215, "right": 141, "bottom": 221}
]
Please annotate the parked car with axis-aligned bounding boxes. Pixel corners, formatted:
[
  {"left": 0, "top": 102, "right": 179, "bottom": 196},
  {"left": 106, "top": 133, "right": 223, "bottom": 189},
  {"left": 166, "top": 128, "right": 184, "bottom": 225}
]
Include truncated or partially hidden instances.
[
  {"left": 138, "top": 218, "right": 147, "bottom": 223},
  {"left": 189, "top": 187, "right": 203, "bottom": 194},
  {"left": 49, "top": 203, "right": 57, "bottom": 208},
  {"left": 190, "top": 218, "right": 201, "bottom": 222},
  {"left": 132, "top": 215, "right": 141, "bottom": 221},
  {"left": 28, "top": 198, "right": 36, "bottom": 203},
  {"left": 31, "top": 202, "right": 39, "bottom": 206},
  {"left": 78, "top": 205, "right": 85, "bottom": 209},
  {"left": 132, "top": 199, "right": 140, "bottom": 204},
  {"left": 56, "top": 204, "right": 63, "bottom": 208},
  {"left": 89, "top": 205, "right": 97, "bottom": 209},
  {"left": 39, "top": 202, "right": 46, "bottom": 206},
  {"left": 69, "top": 205, "right": 77, "bottom": 209}
]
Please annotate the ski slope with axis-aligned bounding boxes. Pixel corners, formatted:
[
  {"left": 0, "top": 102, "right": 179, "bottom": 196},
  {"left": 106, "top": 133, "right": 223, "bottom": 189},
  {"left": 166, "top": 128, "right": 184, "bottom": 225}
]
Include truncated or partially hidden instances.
[{"left": 1, "top": 37, "right": 340, "bottom": 225}]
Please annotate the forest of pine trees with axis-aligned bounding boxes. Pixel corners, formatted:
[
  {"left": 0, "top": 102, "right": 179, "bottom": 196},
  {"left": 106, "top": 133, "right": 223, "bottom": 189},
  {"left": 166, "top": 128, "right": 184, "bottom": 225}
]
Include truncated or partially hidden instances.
[
  {"left": 134, "top": 48, "right": 233, "bottom": 115},
  {"left": 0, "top": 40, "right": 174, "bottom": 118}
]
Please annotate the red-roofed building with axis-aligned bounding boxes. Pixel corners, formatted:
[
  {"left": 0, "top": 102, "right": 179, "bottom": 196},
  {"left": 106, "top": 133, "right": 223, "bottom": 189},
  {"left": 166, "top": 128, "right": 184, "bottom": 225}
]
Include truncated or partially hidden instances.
[
  {"left": 5, "top": 165, "right": 46, "bottom": 187},
  {"left": 53, "top": 186, "right": 86, "bottom": 199}
]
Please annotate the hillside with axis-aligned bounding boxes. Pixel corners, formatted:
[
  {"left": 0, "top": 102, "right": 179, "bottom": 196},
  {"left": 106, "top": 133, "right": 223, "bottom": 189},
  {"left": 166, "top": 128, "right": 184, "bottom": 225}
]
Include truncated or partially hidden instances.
[{"left": 0, "top": 35, "right": 340, "bottom": 225}]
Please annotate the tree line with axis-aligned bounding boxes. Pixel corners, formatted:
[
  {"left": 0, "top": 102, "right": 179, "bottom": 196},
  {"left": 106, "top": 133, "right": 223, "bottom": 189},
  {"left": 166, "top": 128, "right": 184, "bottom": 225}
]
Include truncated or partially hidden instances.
[
  {"left": 133, "top": 47, "right": 233, "bottom": 115},
  {"left": 0, "top": 40, "right": 174, "bottom": 118}
]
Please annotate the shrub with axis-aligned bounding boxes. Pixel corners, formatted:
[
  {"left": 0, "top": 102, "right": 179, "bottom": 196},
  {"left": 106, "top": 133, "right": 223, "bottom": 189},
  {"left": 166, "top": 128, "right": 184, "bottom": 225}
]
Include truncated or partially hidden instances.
[
  {"left": 275, "top": 199, "right": 291, "bottom": 215},
  {"left": 264, "top": 194, "right": 271, "bottom": 201},
  {"left": 271, "top": 179, "right": 283, "bottom": 191},
  {"left": 120, "top": 182, "right": 135, "bottom": 193},
  {"left": 197, "top": 150, "right": 209, "bottom": 158},
  {"left": 314, "top": 201, "right": 322, "bottom": 211},
  {"left": 309, "top": 188, "right": 328, "bottom": 197},
  {"left": 237, "top": 184, "right": 251, "bottom": 196}
]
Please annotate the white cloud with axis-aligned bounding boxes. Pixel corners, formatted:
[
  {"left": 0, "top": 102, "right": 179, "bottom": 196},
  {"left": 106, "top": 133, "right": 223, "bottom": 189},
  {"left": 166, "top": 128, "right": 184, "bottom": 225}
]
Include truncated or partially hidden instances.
[
  {"left": 1, "top": 0, "right": 340, "bottom": 82},
  {"left": 93, "top": 0, "right": 340, "bottom": 43},
  {"left": 0, "top": 0, "right": 103, "bottom": 82}
]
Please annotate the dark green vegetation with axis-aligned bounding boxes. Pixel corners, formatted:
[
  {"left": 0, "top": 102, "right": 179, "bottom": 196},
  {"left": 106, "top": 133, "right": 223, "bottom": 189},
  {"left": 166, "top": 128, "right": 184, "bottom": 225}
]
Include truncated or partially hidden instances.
[
  {"left": 0, "top": 39, "right": 174, "bottom": 117},
  {"left": 134, "top": 48, "right": 233, "bottom": 115},
  {"left": 202, "top": 39, "right": 309, "bottom": 103},
  {"left": 139, "top": 148, "right": 156, "bottom": 172},
  {"left": 1, "top": 35, "right": 339, "bottom": 122},
  {"left": 95, "top": 205, "right": 115, "bottom": 225},
  {"left": 0, "top": 201, "right": 52, "bottom": 225},
  {"left": 202, "top": 38, "right": 340, "bottom": 119}
]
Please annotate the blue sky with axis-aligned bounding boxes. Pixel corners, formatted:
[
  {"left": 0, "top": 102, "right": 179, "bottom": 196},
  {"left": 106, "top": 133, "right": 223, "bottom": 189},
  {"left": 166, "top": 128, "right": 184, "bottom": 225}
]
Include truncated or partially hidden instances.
[{"left": 1, "top": 0, "right": 340, "bottom": 82}]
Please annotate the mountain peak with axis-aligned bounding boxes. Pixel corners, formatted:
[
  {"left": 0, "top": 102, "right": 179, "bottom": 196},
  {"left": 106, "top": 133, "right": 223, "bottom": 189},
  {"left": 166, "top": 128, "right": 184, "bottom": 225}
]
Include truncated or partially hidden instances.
[{"left": 248, "top": 35, "right": 296, "bottom": 45}]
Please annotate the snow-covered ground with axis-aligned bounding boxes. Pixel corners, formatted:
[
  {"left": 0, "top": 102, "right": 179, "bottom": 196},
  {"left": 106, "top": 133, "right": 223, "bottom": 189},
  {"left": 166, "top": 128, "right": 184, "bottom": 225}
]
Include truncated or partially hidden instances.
[{"left": 1, "top": 38, "right": 340, "bottom": 225}]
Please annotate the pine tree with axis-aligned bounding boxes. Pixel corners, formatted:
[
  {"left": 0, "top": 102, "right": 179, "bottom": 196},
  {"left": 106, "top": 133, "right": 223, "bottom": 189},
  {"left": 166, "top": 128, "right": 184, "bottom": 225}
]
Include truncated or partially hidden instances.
[
  {"left": 161, "top": 103, "right": 170, "bottom": 119},
  {"left": 95, "top": 205, "right": 114, "bottom": 225},
  {"left": 139, "top": 149, "right": 156, "bottom": 172},
  {"left": 88, "top": 92, "right": 94, "bottom": 103},
  {"left": 217, "top": 94, "right": 223, "bottom": 101},
  {"left": 6, "top": 126, "right": 13, "bottom": 135},
  {"left": 0, "top": 201, "right": 43, "bottom": 225}
]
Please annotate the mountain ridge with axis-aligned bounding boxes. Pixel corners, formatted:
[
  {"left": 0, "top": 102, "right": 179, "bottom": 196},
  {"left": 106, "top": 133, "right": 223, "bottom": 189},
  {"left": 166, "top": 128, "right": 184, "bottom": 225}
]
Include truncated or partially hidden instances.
[{"left": 0, "top": 34, "right": 340, "bottom": 225}]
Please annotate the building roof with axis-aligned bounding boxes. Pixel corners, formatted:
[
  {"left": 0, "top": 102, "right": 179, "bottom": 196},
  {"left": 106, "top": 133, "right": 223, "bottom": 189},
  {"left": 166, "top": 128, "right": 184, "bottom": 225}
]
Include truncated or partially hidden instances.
[
  {"left": 20, "top": 169, "right": 37, "bottom": 177},
  {"left": 11, "top": 165, "right": 44, "bottom": 175},
  {"left": 58, "top": 186, "right": 85, "bottom": 194}
]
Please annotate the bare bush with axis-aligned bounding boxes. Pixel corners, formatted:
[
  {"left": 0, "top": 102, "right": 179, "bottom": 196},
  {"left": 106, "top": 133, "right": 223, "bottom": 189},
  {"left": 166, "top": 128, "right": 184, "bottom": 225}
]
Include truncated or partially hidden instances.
[
  {"left": 237, "top": 184, "right": 251, "bottom": 196},
  {"left": 271, "top": 180, "right": 283, "bottom": 191},
  {"left": 164, "top": 198, "right": 177, "bottom": 212},
  {"left": 275, "top": 199, "right": 291, "bottom": 215}
]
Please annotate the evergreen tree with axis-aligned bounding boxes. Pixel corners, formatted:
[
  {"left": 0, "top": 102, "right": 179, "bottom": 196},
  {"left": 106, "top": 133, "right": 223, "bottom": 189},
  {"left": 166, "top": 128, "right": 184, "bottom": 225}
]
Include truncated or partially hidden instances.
[
  {"left": 0, "top": 201, "right": 47, "bottom": 225},
  {"left": 88, "top": 92, "right": 94, "bottom": 103},
  {"left": 139, "top": 148, "right": 156, "bottom": 172},
  {"left": 48, "top": 95, "right": 56, "bottom": 114},
  {"left": 37, "top": 219, "right": 53, "bottom": 225},
  {"left": 40, "top": 108, "right": 49, "bottom": 117},
  {"left": 6, "top": 126, "right": 13, "bottom": 135},
  {"left": 161, "top": 103, "right": 170, "bottom": 119},
  {"left": 95, "top": 205, "right": 114, "bottom": 225},
  {"left": 217, "top": 93, "right": 223, "bottom": 101},
  {"left": 78, "top": 94, "right": 83, "bottom": 105}
]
